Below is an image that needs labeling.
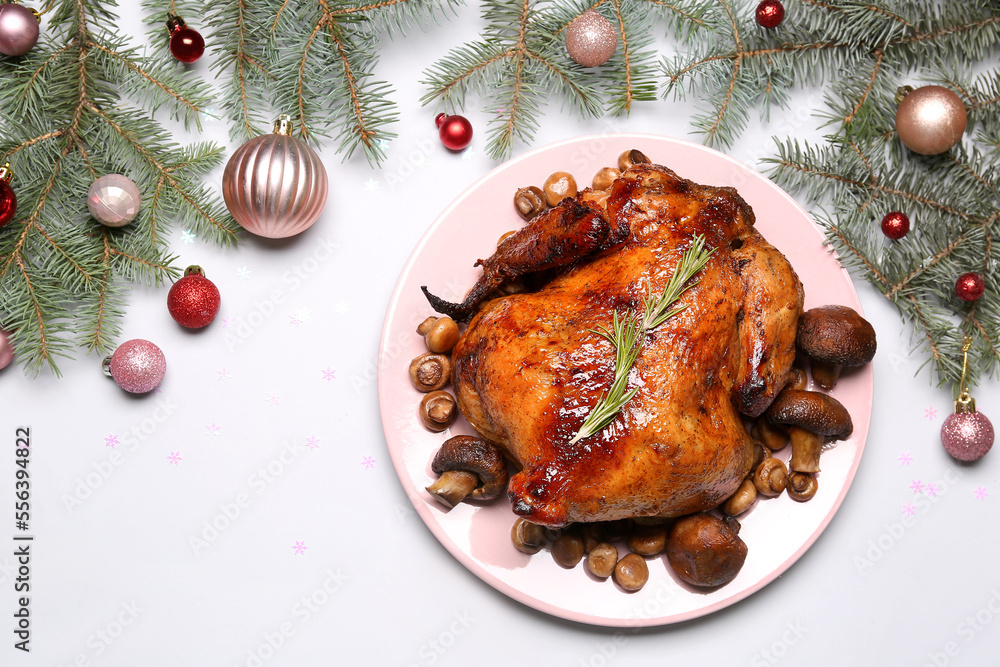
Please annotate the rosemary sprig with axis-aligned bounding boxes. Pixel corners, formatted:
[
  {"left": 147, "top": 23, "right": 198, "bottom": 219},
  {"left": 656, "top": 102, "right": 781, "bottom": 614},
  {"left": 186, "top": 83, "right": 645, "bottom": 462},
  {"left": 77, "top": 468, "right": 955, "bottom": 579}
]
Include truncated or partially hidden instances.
[{"left": 569, "top": 235, "right": 715, "bottom": 445}]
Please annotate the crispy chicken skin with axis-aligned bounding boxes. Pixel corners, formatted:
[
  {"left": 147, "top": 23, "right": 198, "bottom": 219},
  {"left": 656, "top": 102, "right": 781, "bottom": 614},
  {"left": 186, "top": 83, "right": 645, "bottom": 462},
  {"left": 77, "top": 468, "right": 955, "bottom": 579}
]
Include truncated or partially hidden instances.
[{"left": 447, "top": 163, "right": 804, "bottom": 527}]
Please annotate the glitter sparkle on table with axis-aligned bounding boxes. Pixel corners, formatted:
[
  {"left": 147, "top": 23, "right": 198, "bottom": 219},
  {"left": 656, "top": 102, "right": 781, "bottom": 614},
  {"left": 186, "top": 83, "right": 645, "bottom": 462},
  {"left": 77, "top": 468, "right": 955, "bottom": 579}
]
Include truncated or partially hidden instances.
[
  {"left": 974, "top": 486, "right": 989, "bottom": 500},
  {"left": 237, "top": 266, "right": 251, "bottom": 281},
  {"left": 322, "top": 367, "right": 336, "bottom": 381},
  {"left": 167, "top": 451, "right": 182, "bottom": 465},
  {"left": 924, "top": 407, "right": 938, "bottom": 420},
  {"left": 205, "top": 423, "right": 221, "bottom": 438},
  {"left": 306, "top": 436, "right": 320, "bottom": 450},
  {"left": 902, "top": 503, "right": 916, "bottom": 517},
  {"left": 897, "top": 452, "right": 913, "bottom": 466},
  {"left": 910, "top": 479, "right": 925, "bottom": 493},
  {"left": 361, "top": 456, "right": 375, "bottom": 470},
  {"left": 105, "top": 434, "right": 119, "bottom": 448},
  {"left": 180, "top": 230, "right": 195, "bottom": 244},
  {"left": 217, "top": 367, "right": 232, "bottom": 381},
  {"left": 292, "top": 540, "right": 308, "bottom": 555}
]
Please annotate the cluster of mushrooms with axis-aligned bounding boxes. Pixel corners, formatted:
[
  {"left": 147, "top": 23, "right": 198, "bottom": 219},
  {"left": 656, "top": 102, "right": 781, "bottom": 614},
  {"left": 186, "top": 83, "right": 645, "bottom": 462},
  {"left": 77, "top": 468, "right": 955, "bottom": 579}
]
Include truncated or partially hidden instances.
[
  {"left": 410, "top": 151, "right": 877, "bottom": 593},
  {"left": 727, "top": 304, "right": 876, "bottom": 516}
]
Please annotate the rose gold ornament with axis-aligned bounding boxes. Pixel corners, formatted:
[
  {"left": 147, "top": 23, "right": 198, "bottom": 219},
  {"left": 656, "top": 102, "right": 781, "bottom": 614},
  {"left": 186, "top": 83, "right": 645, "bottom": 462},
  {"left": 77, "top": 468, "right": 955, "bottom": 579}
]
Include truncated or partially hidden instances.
[
  {"left": 222, "top": 115, "right": 329, "bottom": 239},
  {"left": 103, "top": 339, "right": 166, "bottom": 394},
  {"left": 895, "top": 85, "right": 967, "bottom": 155},
  {"left": 0, "top": 328, "right": 14, "bottom": 371},
  {"left": 565, "top": 10, "right": 617, "bottom": 68},
  {"left": 940, "top": 337, "right": 993, "bottom": 461},
  {"left": 88, "top": 174, "right": 142, "bottom": 227},
  {"left": 0, "top": 2, "right": 40, "bottom": 57}
]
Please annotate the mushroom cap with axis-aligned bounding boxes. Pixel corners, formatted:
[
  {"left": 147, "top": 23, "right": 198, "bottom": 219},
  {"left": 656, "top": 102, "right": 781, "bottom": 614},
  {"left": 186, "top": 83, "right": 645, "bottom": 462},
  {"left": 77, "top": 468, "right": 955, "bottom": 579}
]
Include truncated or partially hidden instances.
[
  {"left": 766, "top": 389, "right": 854, "bottom": 439},
  {"left": 430, "top": 435, "right": 508, "bottom": 500},
  {"left": 797, "top": 305, "right": 877, "bottom": 366}
]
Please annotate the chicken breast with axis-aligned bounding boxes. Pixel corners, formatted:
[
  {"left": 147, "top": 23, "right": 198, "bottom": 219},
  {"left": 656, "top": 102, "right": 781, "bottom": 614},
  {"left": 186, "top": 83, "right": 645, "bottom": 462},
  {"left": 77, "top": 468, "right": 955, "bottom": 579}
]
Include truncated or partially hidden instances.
[{"left": 446, "top": 163, "right": 803, "bottom": 527}]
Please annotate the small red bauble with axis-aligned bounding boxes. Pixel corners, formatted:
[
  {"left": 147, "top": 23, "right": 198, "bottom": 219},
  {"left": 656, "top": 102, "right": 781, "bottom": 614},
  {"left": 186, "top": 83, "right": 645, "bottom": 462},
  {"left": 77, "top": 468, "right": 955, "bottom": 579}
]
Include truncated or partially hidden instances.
[
  {"left": 755, "top": 0, "right": 785, "bottom": 29},
  {"left": 167, "top": 265, "right": 221, "bottom": 328},
  {"left": 436, "top": 113, "right": 473, "bottom": 151},
  {"left": 880, "top": 211, "right": 910, "bottom": 240},
  {"left": 0, "top": 162, "right": 17, "bottom": 228},
  {"left": 166, "top": 15, "right": 205, "bottom": 64},
  {"left": 955, "top": 272, "right": 985, "bottom": 302}
]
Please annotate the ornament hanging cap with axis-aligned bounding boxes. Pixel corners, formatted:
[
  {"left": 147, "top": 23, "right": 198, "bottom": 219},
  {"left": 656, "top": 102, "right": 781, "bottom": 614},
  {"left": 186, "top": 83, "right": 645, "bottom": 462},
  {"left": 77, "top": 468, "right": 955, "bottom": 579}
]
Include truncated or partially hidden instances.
[
  {"left": 955, "top": 336, "right": 976, "bottom": 414},
  {"left": 273, "top": 115, "right": 294, "bottom": 137},
  {"left": 165, "top": 13, "right": 186, "bottom": 33},
  {"left": 183, "top": 265, "right": 205, "bottom": 277},
  {"left": 0, "top": 162, "right": 12, "bottom": 183}
]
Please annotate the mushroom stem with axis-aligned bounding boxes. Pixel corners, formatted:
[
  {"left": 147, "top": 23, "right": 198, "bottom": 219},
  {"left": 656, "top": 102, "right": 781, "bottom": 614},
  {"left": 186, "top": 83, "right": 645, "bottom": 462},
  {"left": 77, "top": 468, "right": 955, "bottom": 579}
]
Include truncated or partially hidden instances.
[
  {"left": 787, "top": 425, "right": 824, "bottom": 473},
  {"left": 810, "top": 359, "right": 842, "bottom": 390},
  {"left": 426, "top": 470, "right": 479, "bottom": 508}
]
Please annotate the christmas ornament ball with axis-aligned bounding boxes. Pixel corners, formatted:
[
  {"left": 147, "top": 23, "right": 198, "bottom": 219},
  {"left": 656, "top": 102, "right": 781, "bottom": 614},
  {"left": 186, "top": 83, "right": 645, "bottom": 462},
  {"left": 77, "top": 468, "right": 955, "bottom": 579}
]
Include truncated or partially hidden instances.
[
  {"left": 895, "top": 85, "right": 967, "bottom": 155},
  {"left": 0, "top": 329, "right": 14, "bottom": 371},
  {"left": 222, "top": 115, "right": 328, "bottom": 239},
  {"left": 435, "top": 114, "right": 473, "bottom": 151},
  {"left": 104, "top": 339, "right": 166, "bottom": 394},
  {"left": 755, "top": 0, "right": 785, "bottom": 29},
  {"left": 0, "top": 163, "right": 16, "bottom": 228},
  {"left": 941, "top": 410, "right": 994, "bottom": 462},
  {"left": 0, "top": 3, "right": 40, "bottom": 57},
  {"left": 880, "top": 211, "right": 910, "bottom": 240},
  {"left": 167, "top": 16, "right": 205, "bottom": 64},
  {"left": 167, "top": 266, "right": 220, "bottom": 328},
  {"left": 565, "top": 10, "right": 617, "bottom": 68},
  {"left": 955, "top": 272, "right": 985, "bottom": 302},
  {"left": 88, "top": 174, "right": 142, "bottom": 227}
]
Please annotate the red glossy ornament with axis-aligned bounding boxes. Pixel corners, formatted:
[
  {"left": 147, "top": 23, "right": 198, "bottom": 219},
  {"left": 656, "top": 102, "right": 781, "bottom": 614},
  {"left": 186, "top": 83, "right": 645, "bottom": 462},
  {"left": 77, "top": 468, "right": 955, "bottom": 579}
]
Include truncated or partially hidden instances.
[
  {"left": 167, "top": 265, "right": 220, "bottom": 328},
  {"left": 955, "top": 272, "right": 985, "bottom": 302},
  {"left": 436, "top": 113, "right": 473, "bottom": 151},
  {"left": 755, "top": 0, "right": 785, "bottom": 29},
  {"left": 0, "top": 162, "right": 15, "bottom": 228},
  {"left": 880, "top": 211, "right": 909, "bottom": 240},
  {"left": 166, "top": 15, "right": 205, "bottom": 64}
]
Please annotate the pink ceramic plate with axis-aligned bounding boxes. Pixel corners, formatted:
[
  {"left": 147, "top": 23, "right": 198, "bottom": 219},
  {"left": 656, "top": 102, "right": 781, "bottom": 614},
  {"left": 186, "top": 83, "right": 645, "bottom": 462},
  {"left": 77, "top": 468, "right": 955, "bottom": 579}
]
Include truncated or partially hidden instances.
[{"left": 378, "top": 134, "right": 873, "bottom": 626}]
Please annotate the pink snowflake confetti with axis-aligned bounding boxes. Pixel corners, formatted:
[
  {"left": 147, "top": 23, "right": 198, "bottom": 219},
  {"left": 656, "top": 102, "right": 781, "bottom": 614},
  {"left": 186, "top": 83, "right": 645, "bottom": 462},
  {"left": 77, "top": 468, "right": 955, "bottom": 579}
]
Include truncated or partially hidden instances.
[
  {"left": 910, "top": 479, "right": 925, "bottom": 493},
  {"left": 105, "top": 434, "right": 119, "bottom": 448},
  {"left": 305, "top": 436, "right": 320, "bottom": 450},
  {"left": 220, "top": 317, "right": 232, "bottom": 328},
  {"left": 924, "top": 407, "right": 938, "bottom": 420},
  {"left": 902, "top": 503, "right": 916, "bottom": 517},
  {"left": 205, "top": 423, "right": 221, "bottom": 438},
  {"left": 167, "top": 451, "right": 182, "bottom": 465},
  {"left": 290, "top": 315, "right": 302, "bottom": 327},
  {"left": 217, "top": 367, "right": 232, "bottom": 381},
  {"left": 897, "top": 452, "right": 913, "bottom": 466},
  {"left": 974, "top": 486, "right": 989, "bottom": 500},
  {"left": 265, "top": 392, "right": 280, "bottom": 405},
  {"left": 322, "top": 367, "right": 337, "bottom": 381},
  {"left": 292, "top": 540, "right": 308, "bottom": 555},
  {"left": 926, "top": 482, "right": 940, "bottom": 497},
  {"left": 361, "top": 456, "right": 376, "bottom": 470}
]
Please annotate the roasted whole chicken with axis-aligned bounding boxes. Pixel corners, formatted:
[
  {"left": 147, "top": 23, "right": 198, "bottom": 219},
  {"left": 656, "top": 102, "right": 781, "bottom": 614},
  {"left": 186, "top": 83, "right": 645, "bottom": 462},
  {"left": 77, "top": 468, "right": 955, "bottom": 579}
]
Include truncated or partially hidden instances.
[{"left": 424, "top": 163, "right": 804, "bottom": 527}]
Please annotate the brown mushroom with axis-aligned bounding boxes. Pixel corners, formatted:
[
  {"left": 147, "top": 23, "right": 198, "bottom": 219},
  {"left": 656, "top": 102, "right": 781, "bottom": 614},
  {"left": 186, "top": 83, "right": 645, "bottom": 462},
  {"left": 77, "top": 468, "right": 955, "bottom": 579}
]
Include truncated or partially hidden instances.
[
  {"left": 617, "top": 149, "right": 650, "bottom": 171},
  {"left": 722, "top": 478, "right": 758, "bottom": 516},
  {"left": 628, "top": 526, "right": 668, "bottom": 556},
  {"left": 666, "top": 513, "right": 747, "bottom": 588},
  {"left": 580, "top": 523, "right": 604, "bottom": 553},
  {"left": 749, "top": 442, "right": 768, "bottom": 476},
  {"left": 552, "top": 528, "right": 585, "bottom": 568},
  {"left": 753, "top": 457, "right": 788, "bottom": 497},
  {"left": 767, "top": 389, "right": 853, "bottom": 473},
  {"left": 423, "top": 316, "right": 459, "bottom": 353},
  {"left": 408, "top": 352, "right": 451, "bottom": 392},
  {"left": 542, "top": 172, "right": 578, "bottom": 207},
  {"left": 416, "top": 316, "right": 438, "bottom": 336},
  {"left": 419, "top": 390, "right": 457, "bottom": 432},
  {"left": 784, "top": 364, "right": 809, "bottom": 391},
  {"left": 592, "top": 167, "right": 621, "bottom": 191},
  {"left": 614, "top": 553, "right": 649, "bottom": 591},
  {"left": 511, "top": 518, "right": 546, "bottom": 554},
  {"left": 751, "top": 418, "right": 789, "bottom": 452},
  {"left": 787, "top": 472, "right": 819, "bottom": 502},
  {"left": 797, "top": 305, "right": 877, "bottom": 389},
  {"left": 426, "top": 436, "right": 508, "bottom": 508},
  {"left": 587, "top": 542, "right": 618, "bottom": 578},
  {"left": 514, "top": 186, "right": 546, "bottom": 220}
]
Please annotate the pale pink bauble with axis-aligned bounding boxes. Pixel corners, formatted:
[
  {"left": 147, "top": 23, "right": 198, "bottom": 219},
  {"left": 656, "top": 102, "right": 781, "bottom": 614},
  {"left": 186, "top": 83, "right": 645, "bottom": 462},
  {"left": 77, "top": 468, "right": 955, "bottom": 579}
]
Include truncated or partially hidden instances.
[
  {"left": 222, "top": 128, "right": 328, "bottom": 239},
  {"left": 88, "top": 174, "right": 141, "bottom": 227},
  {"left": 0, "top": 329, "right": 13, "bottom": 370},
  {"left": 106, "top": 339, "right": 165, "bottom": 394},
  {"left": 565, "top": 10, "right": 617, "bottom": 68}
]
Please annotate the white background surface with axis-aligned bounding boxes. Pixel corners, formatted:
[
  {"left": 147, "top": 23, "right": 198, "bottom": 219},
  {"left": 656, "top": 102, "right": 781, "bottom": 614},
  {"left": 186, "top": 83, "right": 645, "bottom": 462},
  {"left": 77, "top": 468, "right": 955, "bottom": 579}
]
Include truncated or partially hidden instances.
[{"left": 2, "top": 3, "right": 998, "bottom": 666}]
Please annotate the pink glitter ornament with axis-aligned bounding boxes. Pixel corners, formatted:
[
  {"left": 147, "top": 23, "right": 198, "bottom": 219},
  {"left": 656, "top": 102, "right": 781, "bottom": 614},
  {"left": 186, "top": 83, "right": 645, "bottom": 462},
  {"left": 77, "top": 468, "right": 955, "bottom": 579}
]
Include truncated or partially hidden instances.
[
  {"left": 565, "top": 11, "right": 617, "bottom": 68},
  {"left": 104, "top": 339, "right": 166, "bottom": 394},
  {"left": 940, "top": 337, "right": 993, "bottom": 461}
]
